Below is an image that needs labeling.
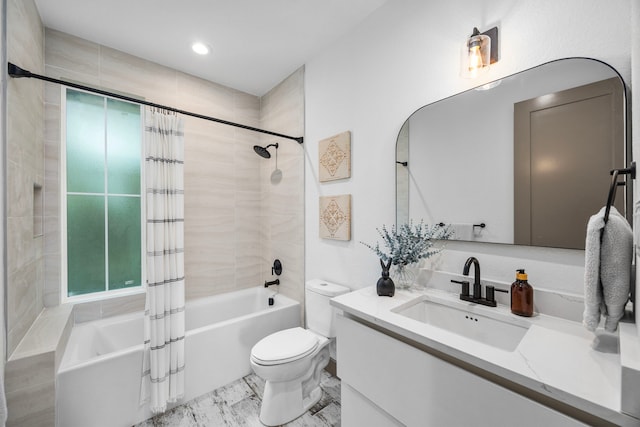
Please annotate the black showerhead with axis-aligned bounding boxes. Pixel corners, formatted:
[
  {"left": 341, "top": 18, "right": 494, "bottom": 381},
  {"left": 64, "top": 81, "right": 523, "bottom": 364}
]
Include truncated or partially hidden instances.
[
  {"left": 253, "top": 143, "right": 278, "bottom": 159},
  {"left": 253, "top": 145, "right": 271, "bottom": 158}
]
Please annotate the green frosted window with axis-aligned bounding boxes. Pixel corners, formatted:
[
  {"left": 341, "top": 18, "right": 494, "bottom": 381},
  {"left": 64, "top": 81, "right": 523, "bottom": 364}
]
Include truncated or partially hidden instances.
[
  {"left": 66, "top": 91, "right": 105, "bottom": 193},
  {"left": 108, "top": 196, "right": 141, "bottom": 290},
  {"left": 65, "top": 89, "right": 142, "bottom": 298},
  {"left": 67, "top": 195, "right": 106, "bottom": 296},
  {"left": 107, "top": 99, "right": 141, "bottom": 194}
]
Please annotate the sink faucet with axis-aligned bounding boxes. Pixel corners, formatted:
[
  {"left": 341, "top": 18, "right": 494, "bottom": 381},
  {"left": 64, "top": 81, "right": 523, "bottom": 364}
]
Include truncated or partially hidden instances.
[
  {"left": 462, "top": 257, "right": 482, "bottom": 300},
  {"left": 450, "top": 257, "right": 507, "bottom": 307}
]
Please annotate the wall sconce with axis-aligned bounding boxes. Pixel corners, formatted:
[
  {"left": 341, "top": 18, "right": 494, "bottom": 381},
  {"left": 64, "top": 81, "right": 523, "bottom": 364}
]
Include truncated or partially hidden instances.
[{"left": 465, "top": 26, "right": 498, "bottom": 78}]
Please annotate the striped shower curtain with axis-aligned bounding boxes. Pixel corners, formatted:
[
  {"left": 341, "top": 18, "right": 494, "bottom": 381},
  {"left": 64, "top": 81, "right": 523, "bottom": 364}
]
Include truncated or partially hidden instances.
[{"left": 140, "top": 109, "right": 186, "bottom": 414}]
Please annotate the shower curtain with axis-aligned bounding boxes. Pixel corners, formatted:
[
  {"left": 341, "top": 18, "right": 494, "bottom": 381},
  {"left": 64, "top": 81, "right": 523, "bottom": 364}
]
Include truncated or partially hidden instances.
[{"left": 140, "top": 109, "right": 186, "bottom": 414}]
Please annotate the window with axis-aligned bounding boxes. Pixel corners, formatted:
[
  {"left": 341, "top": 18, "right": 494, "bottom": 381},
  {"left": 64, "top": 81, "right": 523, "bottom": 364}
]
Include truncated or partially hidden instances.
[{"left": 63, "top": 88, "right": 143, "bottom": 300}]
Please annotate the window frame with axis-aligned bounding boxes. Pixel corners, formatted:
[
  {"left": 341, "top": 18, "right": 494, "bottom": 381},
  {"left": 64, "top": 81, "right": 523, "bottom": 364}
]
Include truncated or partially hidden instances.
[{"left": 61, "top": 86, "right": 146, "bottom": 304}]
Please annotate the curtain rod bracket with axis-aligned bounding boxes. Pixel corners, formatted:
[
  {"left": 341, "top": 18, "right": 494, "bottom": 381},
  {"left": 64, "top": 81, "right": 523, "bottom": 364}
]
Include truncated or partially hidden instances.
[
  {"left": 7, "top": 61, "right": 305, "bottom": 144},
  {"left": 8, "top": 63, "right": 32, "bottom": 78}
]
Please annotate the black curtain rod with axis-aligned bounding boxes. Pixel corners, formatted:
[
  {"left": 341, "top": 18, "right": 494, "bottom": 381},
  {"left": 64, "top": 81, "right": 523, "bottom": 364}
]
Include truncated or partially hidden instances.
[{"left": 7, "top": 62, "right": 304, "bottom": 144}]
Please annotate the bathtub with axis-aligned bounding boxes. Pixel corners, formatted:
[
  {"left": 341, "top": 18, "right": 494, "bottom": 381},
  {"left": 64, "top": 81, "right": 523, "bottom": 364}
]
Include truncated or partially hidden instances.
[{"left": 57, "top": 287, "right": 300, "bottom": 427}]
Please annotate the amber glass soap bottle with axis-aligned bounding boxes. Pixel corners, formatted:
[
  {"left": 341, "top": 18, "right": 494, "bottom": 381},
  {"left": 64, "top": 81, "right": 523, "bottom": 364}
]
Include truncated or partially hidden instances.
[{"left": 511, "top": 269, "right": 533, "bottom": 317}]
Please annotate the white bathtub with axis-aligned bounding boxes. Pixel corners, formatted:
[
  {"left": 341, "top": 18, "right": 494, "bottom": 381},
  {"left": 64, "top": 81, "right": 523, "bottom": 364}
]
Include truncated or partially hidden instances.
[{"left": 57, "top": 287, "right": 300, "bottom": 427}]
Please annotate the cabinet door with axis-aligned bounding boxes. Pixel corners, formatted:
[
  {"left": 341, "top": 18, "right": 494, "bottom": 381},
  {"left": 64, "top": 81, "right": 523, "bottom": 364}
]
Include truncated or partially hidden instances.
[
  {"left": 342, "top": 384, "right": 403, "bottom": 427},
  {"left": 337, "top": 314, "right": 587, "bottom": 427}
]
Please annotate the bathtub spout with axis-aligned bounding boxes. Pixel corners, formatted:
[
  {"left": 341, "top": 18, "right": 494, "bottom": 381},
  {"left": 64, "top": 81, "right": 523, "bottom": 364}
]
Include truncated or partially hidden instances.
[{"left": 264, "top": 279, "right": 280, "bottom": 288}]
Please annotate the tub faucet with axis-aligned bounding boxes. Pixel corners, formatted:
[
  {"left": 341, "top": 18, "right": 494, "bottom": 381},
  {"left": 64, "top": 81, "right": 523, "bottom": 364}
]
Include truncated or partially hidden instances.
[
  {"left": 462, "top": 257, "right": 481, "bottom": 299},
  {"left": 264, "top": 279, "right": 280, "bottom": 288}
]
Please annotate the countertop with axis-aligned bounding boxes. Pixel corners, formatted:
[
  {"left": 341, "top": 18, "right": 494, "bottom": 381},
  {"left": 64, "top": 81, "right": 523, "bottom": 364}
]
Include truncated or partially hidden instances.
[{"left": 331, "top": 279, "right": 640, "bottom": 426}]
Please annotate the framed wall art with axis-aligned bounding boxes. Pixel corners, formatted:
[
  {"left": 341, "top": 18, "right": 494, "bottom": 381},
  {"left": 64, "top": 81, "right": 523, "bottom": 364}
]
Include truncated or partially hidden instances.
[
  {"left": 319, "top": 131, "right": 351, "bottom": 182},
  {"left": 319, "top": 194, "right": 351, "bottom": 241}
]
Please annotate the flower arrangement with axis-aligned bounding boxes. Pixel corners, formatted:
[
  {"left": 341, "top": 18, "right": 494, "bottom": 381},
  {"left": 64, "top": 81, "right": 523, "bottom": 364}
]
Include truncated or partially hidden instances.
[{"left": 361, "top": 220, "right": 452, "bottom": 266}]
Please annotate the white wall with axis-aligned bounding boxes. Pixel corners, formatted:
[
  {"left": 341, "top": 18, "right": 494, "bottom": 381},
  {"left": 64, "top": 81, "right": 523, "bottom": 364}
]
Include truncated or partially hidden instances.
[{"left": 305, "top": 0, "right": 632, "bottom": 293}]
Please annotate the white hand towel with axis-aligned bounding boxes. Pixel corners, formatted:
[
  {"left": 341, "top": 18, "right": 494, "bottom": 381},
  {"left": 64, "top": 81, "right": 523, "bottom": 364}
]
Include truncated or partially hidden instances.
[{"left": 583, "top": 206, "right": 633, "bottom": 332}]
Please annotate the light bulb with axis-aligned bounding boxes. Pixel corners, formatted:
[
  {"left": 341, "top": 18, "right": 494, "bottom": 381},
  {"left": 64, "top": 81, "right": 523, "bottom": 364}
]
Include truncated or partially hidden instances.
[
  {"left": 468, "top": 45, "right": 483, "bottom": 73},
  {"left": 466, "top": 33, "right": 490, "bottom": 78}
]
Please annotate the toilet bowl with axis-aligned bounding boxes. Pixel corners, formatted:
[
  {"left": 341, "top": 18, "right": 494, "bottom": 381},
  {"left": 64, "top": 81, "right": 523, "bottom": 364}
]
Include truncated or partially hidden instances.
[
  {"left": 250, "top": 327, "right": 329, "bottom": 426},
  {"left": 249, "top": 279, "right": 349, "bottom": 426}
]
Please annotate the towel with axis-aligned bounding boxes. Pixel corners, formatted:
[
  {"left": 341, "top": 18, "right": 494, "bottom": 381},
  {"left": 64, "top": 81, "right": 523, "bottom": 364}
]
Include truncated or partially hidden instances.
[
  {"left": 583, "top": 206, "right": 633, "bottom": 332},
  {"left": 634, "top": 200, "right": 640, "bottom": 251}
]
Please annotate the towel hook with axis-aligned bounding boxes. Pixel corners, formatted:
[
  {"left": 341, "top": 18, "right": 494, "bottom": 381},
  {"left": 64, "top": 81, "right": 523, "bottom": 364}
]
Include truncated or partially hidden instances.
[{"left": 604, "top": 162, "right": 635, "bottom": 223}]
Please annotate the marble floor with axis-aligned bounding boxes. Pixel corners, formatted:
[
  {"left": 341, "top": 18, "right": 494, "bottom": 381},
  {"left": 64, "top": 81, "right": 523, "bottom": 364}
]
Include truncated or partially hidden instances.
[{"left": 134, "top": 371, "right": 341, "bottom": 427}]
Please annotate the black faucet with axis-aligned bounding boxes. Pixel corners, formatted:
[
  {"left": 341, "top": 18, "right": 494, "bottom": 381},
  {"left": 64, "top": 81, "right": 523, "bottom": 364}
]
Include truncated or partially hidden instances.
[
  {"left": 450, "top": 257, "right": 506, "bottom": 307},
  {"left": 264, "top": 279, "right": 280, "bottom": 288},
  {"left": 463, "top": 257, "right": 482, "bottom": 300}
]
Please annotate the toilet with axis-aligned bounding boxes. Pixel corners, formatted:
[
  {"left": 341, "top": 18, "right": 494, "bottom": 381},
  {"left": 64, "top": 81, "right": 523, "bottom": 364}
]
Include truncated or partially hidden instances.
[{"left": 250, "top": 279, "right": 349, "bottom": 426}]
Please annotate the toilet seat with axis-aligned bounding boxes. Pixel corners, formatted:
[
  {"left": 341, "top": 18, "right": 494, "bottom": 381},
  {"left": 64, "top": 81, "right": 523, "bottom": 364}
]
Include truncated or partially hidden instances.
[{"left": 251, "top": 327, "right": 319, "bottom": 366}]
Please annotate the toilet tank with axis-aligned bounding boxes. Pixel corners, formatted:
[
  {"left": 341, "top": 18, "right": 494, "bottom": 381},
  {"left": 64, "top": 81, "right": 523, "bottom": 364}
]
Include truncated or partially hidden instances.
[{"left": 305, "top": 279, "right": 350, "bottom": 338}]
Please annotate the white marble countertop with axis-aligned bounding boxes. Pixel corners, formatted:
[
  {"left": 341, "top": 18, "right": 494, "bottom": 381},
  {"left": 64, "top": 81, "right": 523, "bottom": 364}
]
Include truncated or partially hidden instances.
[{"left": 331, "top": 275, "right": 640, "bottom": 426}]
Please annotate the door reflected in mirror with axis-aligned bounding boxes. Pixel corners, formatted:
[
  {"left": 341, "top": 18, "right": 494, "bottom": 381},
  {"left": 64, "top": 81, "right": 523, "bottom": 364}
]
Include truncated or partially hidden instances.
[{"left": 396, "top": 58, "right": 628, "bottom": 250}]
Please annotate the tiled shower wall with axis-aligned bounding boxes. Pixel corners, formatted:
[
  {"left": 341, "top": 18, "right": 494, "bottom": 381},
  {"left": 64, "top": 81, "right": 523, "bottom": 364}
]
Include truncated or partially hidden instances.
[
  {"left": 260, "top": 68, "right": 305, "bottom": 318},
  {"left": 39, "top": 30, "right": 303, "bottom": 319},
  {"left": 6, "top": 0, "right": 45, "bottom": 356}
]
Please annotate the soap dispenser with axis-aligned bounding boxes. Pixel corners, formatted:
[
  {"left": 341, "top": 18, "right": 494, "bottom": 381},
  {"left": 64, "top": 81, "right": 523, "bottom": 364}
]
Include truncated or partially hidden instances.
[{"left": 511, "top": 269, "right": 533, "bottom": 317}]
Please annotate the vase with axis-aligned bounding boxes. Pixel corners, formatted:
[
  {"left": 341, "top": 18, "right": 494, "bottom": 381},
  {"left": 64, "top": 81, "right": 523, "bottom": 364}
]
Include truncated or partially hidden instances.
[{"left": 391, "top": 263, "right": 416, "bottom": 290}]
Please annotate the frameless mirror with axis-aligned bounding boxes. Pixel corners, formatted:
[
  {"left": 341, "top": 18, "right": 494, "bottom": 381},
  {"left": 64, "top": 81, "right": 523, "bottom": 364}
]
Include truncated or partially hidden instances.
[{"left": 396, "top": 58, "right": 628, "bottom": 250}]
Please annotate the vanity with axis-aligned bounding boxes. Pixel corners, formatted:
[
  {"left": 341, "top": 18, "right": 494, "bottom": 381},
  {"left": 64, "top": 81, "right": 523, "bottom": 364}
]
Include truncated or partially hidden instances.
[{"left": 331, "top": 271, "right": 640, "bottom": 426}]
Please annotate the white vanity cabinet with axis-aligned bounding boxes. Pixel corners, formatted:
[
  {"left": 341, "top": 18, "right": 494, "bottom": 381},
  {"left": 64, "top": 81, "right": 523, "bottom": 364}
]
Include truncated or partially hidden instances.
[{"left": 337, "top": 313, "right": 587, "bottom": 427}]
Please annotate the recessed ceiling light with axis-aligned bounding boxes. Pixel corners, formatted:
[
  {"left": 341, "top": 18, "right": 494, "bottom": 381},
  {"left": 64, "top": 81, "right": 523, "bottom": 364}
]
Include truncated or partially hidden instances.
[{"left": 192, "top": 42, "right": 210, "bottom": 55}]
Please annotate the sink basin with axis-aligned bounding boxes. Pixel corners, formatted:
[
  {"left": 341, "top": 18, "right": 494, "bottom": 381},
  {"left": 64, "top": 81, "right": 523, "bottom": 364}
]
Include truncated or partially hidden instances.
[{"left": 392, "top": 296, "right": 529, "bottom": 351}]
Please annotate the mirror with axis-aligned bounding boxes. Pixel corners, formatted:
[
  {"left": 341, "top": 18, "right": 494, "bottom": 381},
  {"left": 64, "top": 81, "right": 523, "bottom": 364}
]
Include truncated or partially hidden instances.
[{"left": 396, "top": 58, "right": 628, "bottom": 250}]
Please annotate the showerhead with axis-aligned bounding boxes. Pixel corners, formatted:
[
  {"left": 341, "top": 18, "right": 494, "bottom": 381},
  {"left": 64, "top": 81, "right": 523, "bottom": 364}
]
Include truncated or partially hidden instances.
[
  {"left": 253, "top": 145, "right": 271, "bottom": 158},
  {"left": 253, "top": 143, "right": 278, "bottom": 159}
]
